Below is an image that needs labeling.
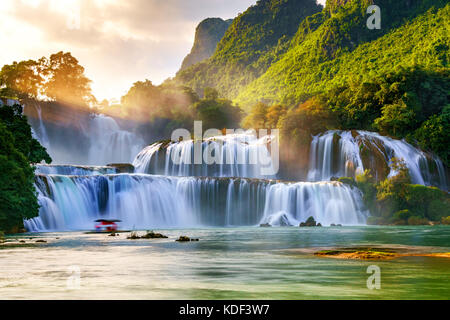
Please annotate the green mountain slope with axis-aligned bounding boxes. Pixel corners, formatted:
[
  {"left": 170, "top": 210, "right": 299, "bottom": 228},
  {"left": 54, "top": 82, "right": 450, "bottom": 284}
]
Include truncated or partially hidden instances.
[
  {"left": 236, "top": 0, "right": 449, "bottom": 108},
  {"left": 175, "top": 0, "right": 322, "bottom": 98},
  {"left": 179, "top": 18, "right": 232, "bottom": 71}
]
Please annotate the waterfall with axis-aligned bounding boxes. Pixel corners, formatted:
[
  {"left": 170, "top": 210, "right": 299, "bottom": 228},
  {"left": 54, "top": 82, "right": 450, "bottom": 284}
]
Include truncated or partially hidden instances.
[
  {"left": 24, "top": 168, "right": 367, "bottom": 231},
  {"left": 27, "top": 104, "right": 145, "bottom": 165},
  {"left": 33, "top": 104, "right": 50, "bottom": 150},
  {"left": 86, "top": 114, "right": 145, "bottom": 165},
  {"left": 34, "top": 164, "right": 117, "bottom": 176},
  {"left": 260, "top": 182, "right": 367, "bottom": 226},
  {"left": 307, "top": 130, "right": 448, "bottom": 190},
  {"left": 133, "top": 132, "right": 276, "bottom": 179}
]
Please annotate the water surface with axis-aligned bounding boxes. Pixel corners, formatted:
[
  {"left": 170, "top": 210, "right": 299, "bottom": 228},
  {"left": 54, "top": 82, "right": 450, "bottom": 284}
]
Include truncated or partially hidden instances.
[{"left": 1, "top": 226, "right": 449, "bottom": 299}]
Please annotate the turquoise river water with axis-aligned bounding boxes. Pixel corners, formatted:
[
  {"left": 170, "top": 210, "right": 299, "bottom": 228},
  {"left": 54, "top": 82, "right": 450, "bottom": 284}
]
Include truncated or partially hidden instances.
[{"left": 1, "top": 226, "right": 449, "bottom": 299}]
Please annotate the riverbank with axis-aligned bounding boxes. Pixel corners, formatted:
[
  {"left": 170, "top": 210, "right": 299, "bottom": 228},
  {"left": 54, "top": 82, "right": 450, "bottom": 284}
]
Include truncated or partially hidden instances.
[{"left": 1, "top": 226, "right": 449, "bottom": 299}]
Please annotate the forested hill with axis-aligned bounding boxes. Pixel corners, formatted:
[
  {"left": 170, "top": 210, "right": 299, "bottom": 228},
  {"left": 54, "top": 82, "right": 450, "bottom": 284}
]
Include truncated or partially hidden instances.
[
  {"left": 175, "top": 0, "right": 323, "bottom": 98},
  {"left": 174, "top": 0, "right": 449, "bottom": 108},
  {"left": 179, "top": 18, "right": 233, "bottom": 71},
  {"left": 237, "top": 0, "right": 449, "bottom": 108}
]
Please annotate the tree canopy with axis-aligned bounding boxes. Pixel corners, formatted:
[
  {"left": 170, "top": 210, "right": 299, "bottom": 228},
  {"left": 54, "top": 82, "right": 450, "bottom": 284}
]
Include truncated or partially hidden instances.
[{"left": 0, "top": 104, "right": 51, "bottom": 232}]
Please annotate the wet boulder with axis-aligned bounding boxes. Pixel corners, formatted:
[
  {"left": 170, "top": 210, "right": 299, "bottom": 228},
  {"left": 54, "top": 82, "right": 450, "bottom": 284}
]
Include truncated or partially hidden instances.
[{"left": 299, "top": 216, "right": 321, "bottom": 227}]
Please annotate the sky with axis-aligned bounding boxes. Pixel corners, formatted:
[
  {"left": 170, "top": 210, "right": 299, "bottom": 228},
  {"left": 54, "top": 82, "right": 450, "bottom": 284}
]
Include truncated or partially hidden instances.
[{"left": 0, "top": 0, "right": 326, "bottom": 102}]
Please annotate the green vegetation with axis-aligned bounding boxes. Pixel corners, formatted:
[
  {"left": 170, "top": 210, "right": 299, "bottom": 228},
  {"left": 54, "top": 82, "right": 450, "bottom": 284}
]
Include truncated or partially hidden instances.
[
  {"left": 237, "top": 0, "right": 449, "bottom": 107},
  {"left": 193, "top": 88, "right": 243, "bottom": 130},
  {"left": 179, "top": 0, "right": 449, "bottom": 170},
  {"left": 339, "top": 159, "right": 450, "bottom": 225},
  {"left": 0, "top": 104, "right": 51, "bottom": 233},
  {"left": 0, "top": 105, "right": 51, "bottom": 164},
  {"left": 241, "top": 66, "right": 450, "bottom": 167},
  {"left": 176, "top": 0, "right": 322, "bottom": 98}
]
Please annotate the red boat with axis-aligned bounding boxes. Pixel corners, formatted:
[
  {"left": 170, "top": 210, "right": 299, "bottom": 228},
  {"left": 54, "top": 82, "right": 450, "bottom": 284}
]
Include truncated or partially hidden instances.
[{"left": 94, "top": 219, "right": 121, "bottom": 232}]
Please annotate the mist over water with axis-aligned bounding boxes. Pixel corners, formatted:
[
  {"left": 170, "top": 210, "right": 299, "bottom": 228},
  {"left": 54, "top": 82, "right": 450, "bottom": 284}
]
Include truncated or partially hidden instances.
[{"left": 28, "top": 104, "right": 144, "bottom": 166}]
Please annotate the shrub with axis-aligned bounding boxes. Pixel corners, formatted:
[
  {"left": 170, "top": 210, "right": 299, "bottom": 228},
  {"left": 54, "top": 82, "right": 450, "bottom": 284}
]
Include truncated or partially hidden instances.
[{"left": 407, "top": 216, "right": 429, "bottom": 226}]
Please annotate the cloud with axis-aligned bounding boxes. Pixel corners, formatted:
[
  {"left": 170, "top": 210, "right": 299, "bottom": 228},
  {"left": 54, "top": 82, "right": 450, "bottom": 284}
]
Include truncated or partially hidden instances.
[{"left": 0, "top": 0, "right": 256, "bottom": 100}]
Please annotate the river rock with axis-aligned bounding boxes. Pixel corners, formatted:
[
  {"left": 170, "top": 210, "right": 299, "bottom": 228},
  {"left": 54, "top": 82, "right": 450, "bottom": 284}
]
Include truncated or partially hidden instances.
[
  {"left": 300, "top": 216, "right": 320, "bottom": 227},
  {"left": 176, "top": 236, "right": 199, "bottom": 242},
  {"left": 127, "top": 231, "right": 168, "bottom": 239},
  {"left": 106, "top": 163, "right": 135, "bottom": 173}
]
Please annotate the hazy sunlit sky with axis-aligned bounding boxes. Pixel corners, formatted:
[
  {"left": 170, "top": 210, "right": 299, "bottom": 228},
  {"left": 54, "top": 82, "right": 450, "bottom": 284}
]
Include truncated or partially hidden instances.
[{"left": 0, "top": 0, "right": 326, "bottom": 101}]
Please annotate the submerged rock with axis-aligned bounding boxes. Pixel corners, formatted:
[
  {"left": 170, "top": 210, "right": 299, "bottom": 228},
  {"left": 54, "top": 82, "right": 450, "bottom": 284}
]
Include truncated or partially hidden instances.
[
  {"left": 141, "top": 231, "right": 168, "bottom": 239},
  {"left": 176, "top": 236, "right": 199, "bottom": 242},
  {"left": 260, "top": 223, "right": 272, "bottom": 228},
  {"left": 314, "top": 246, "right": 450, "bottom": 260},
  {"left": 106, "top": 163, "right": 135, "bottom": 173},
  {"left": 127, "top": 231, "right": 168, "bottom": 239}
]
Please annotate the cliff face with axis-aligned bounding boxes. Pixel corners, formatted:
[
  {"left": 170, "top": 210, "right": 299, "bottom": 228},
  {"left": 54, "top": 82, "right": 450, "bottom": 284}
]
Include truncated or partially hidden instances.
[{"left": 179, "top": 18, "right": 232, "bottom": 72}]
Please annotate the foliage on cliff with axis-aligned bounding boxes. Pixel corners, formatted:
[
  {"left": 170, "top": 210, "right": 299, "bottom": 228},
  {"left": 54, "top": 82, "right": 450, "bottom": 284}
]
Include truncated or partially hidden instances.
[
  {"left": 238, "top": 0, "right": 449, "bottom": 107},
  {"left": 0, "top": 104, "right": 51, "bottom": 233},
  {"left": 177, "top": 0, "right": 449, "bottom": 166},
  {"left": 341, "top": 160, "right": 450, "bottom": 225},
  {"left": 242, "top": 67, "right": 449, "bottom": 173},
  {"left": 176, "top": 0, "right": 322, "bottom": 98}
]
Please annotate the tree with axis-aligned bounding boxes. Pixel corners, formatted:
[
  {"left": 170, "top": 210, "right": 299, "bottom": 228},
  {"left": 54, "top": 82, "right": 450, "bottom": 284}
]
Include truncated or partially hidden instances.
[
  {"left": 193, "top": 88, "right": 243, "bottom": 130},
  {"left": 0, "top": 52, "right": 95, "bottom": 107},
  {"left": 279, "top": 96, "right": 337, "bottom": 146},
  {"left": 414, "top": 105, "right": 450, "bottom": 165},
  {"left": 266, "top": 104, "right": 287, "bottom": 128},
  {"left": 374, "top": 101, "right": 417, "bottom": 137},
  {"left": 0, "top": 123, "right": 39, "bottom": 232},
  {"left": 0, "top": 60, "right": 44, "bottom": 99},
  {"left": 0, "top": 104, "right": 52, "bottom": 232},
  {"left": 0, "top": 104, "right": 52, "bottom": 164},
  {"left": 42, "top": 52, "right": 95, "bottom": 106},
  {"left": 242, "top": 102, "right": 268, "bottom": 129}
]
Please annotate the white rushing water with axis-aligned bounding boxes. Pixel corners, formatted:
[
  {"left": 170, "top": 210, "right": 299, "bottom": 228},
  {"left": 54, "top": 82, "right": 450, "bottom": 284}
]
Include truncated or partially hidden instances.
[
  {"left": 133, "top": 132, "right": 277, "bottom": 179},
  {"left": 308, "top": 130, "right": 447, "bottom": 190},
  {"left": 29, "top": 105, "right": 144, "bottom": 165},
  {"left": 86, "top": 114, "right": 144, "bottom": 165},
  {"left": 24, "top": 170, "right": 367, "bottom": 231},
  {"left": 23, "top": 126, "right": 446, "bottom": 232},
  {"left": 34, "top": 164, "right": 117, "bottom": 176}
]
